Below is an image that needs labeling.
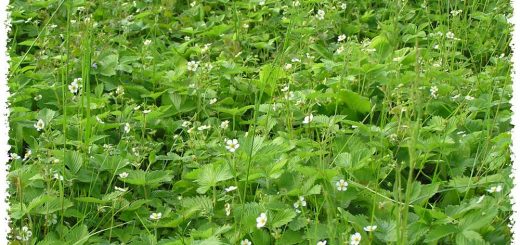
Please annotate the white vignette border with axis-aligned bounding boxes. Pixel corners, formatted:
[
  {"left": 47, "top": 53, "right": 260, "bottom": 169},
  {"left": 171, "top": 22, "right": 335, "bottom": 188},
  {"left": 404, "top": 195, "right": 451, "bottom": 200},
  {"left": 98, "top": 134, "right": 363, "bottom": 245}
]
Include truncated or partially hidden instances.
[
  {"left": 0, "top": 0, "right": 518, "bottom": 244},
  {"left": 1, "top": 0, "right": 9, "bottom": 243}
]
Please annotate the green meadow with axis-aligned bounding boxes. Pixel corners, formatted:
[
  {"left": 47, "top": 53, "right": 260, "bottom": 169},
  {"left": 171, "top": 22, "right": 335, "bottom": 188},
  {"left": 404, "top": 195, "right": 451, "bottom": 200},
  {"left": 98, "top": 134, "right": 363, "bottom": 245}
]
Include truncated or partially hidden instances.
[{"left": 7, "top": 0, "right": 513, "bottom": 244}]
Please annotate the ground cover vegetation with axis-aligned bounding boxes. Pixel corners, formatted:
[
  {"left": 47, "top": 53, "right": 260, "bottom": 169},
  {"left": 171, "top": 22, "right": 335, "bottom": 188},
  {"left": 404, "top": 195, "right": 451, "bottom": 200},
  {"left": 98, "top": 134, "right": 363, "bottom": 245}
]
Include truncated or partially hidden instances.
[{"left": 6, "top": 0, "right": 513, "bottom": 244}]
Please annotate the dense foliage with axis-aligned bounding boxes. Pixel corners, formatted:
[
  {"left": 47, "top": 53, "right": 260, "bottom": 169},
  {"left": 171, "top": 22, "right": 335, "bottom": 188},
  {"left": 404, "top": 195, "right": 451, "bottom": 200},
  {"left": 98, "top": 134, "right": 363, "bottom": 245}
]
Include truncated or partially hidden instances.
[{"left": 7, "top": 0, "right": 513, "bottom": 244}]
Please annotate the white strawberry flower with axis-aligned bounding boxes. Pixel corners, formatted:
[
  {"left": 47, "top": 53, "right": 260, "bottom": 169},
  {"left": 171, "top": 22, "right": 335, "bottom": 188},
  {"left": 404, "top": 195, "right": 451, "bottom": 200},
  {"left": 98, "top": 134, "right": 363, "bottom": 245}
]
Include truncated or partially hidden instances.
[
  {"left": 294, "top": 196, "right": 307, "bottom": 209},
  {"left": 317, "top": 240, "right": 327, "bottom": 245},
  {"left": 476, "top": 195, "right": 485, "bottom": 204},
  {"left": 293, "top": 202, "right": 300, "bottom": 209},
  {"left": 281, "top": 85, "right": 289, "bottom": 93},
  {"left": 430, "top": 86, "right": 438, "bottom": 98},
  {"left": 299, "top": 196, "right": 306, "bottom": 206},
  {"left": 53, "top": 173, "right": 64, "bottom": 181},
  {"left": 225, "top": 186, "right": 238, "bottom": 192},
  {"left": 116, "top": 86, "right": 125, "bottom": 96},
  {"left": 96, "top": 116, "right": 105, "bottom": 124},
  {"left": 23, "top": 149, "right": 32, "bottom": 161},
  {"left": 115, "top": 186, "right": 128, "bottom": 192},
  {"left": 336, "top": 45, "right": 345, "bottom": 54},
  {"left": 124, "top": 123, "right": 131, "bottom": 133},
  {"left": 182, "top": 121, "right": 191, "bottom": 127},
  {"left": 336, "top": 179, "right": 348, "bottom": 191},
  {"left": 241, "top": 239, "right": 252, "bottom": 245},
  {"left": 197, "top": 125, "right": 211, "bottom": 131},
  {"left": 303, "top": 114, "right": 314, "bottom": 124},
  {"left": 256, "top": 213, "right": 267, "bottom": 228},
  {"left": 150, "top": 212, "right": 162, "bottom": 220},
  {"left": 119, "top": 172, "right": 129, "bottom": 179},
  {"left": 201, "top": 43, "right": 211, "bottom": 53},
  {"left": 187, "top": 60, "right": 199, "bottom": 72},
  {"left": 451, "top": 10, "right": 462, "bottom": 16},
  {"left": 69, "top": 78, "right": 82, "bottom": 95},
  {"left": 350, "top": 232, "right": 361, "bottom": 245},
  {"left": 225, "top": 139, "right": 240, "bottom": 152},
  {"left": 316, "top": 10, "right": 325, "bottom": 20},
  {"left": 9, "top": 153, "right": 21, "bottom": 160},
  {"left": 34, "top": 119, "right": 45, "bottom": 131},
  {"left": 446, "top": 31, "right": 455, "bottom": 39},
  {"left": 225, "top": 203, "right": 231, "bottom": 216},
  {"left": 16, "top": 226, "right": 32, "bottom": 241},
  {"left": 338, "top": 34, "right": 346, "bottom": 42},
  {"left": 487, "top": 185, "right": 503, "bottom": 193},
  {"left": 220, "top": 120, "right": 229, "bottom": 129},
  {"left": 363, "top": 225, "right": 377, "bottom": 232}
]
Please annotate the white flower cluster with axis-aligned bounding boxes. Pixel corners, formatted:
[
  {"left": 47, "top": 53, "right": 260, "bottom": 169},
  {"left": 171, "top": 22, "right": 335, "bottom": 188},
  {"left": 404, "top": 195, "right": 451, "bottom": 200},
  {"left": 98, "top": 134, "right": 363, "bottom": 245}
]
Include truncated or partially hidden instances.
[
  {"left": 316, "top": 10, "right": 325, "bottom": 20},
  {"left": 293, "top": 196, "right": 307, "bottom": 213},
  {"left": 187, "top": 60, "right": 200, "bottom": 72},
  {"left": 68, "top": 78, "right": 82, "bottom": 94},
  {"left": 15, "top": 226, "right": 32, "bottom": 241}
]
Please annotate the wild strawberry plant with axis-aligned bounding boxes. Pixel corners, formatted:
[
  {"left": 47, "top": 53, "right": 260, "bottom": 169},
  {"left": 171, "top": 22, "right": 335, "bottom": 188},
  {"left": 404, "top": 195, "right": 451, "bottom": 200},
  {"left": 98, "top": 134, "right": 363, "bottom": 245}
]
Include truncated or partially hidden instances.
[{"left": 7, "top": 0, "right": 512, "bottom": 244}]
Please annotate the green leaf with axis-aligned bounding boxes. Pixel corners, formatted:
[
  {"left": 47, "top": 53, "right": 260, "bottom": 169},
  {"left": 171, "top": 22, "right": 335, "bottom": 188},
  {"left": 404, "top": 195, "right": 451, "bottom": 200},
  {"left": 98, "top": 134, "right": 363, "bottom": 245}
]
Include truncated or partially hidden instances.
[
  {"left": 277, "top": 230, "right": 304, "bottom": 245},
  {"left": 213, "top": 105, "right": 254, "bottom": 117},
  {"left": 303, "top": 223, "right": 328, "bottom": 241},
  {"left": 370, "top": 35, "right": 392, "bottom": 59},
  {"left": 65, "top": 225, "right": 90, "bottom": 245},
  {"left": 168, "top": 92, "right": 182, "bottom": 110},
  {"left": 121, "top": 170, "right": 173, "bottom": 187},
  {"left": 38, "top": 108, "right": 57, "bottom": 125},
  {"left": 75, "top": 197, "right": 108, "bottom": 204},
  {"left": 28, "top": 195, "right": 73, "bottom": 215},
  {"left": 149, "top": 151, "right": 157, "bottom": 164},
  {"left": 256, "top": 64, "right": 285, "bottom": 95},
  {"left": 126, "top": 199, "right": 152, "bottom": 211},
  {"left": 142, "top": 90, "right": 167, "bottom": 100},
  {"left": 409, "top": 182, "right": 440, "bottom": 205},
  {"left": 335, "top": 146, "right": 374, "bottom": 171},
  {"left": 271, "top": 209, "right": 296, "bottom": 228},
  {"left": 196, "top": 162, "right": 233, "bottom": 194},
  {"left": 337, "top": 89, "right": 371, "bottom": 113},
  {"left": 193, "top": 236, "right": 225, "bottom": 245},
  {"left": 180, "top": 196, "right": 213, "bottom": 213},
  {"left": 201, "top": 24, "right": 232, "bottom": 37},
  {"left": 310, "top": 43, "right": 333, "bottom": 60},
  {"left": 65, "top": 151, "right": 83, "bottom": 174},
  {"left": 459, "top": 208, "right": 497, "bottom": 231},
  {"left": 424, "top": 224, "right": 458, "bottom": 242},
  {"left": 455, "top": 230, "right": 486, "bottom": 245},
  {"left": 121, "top": 170, "right": 146, "bottom": 186},
  {"left": 98, "top": 52, "right": 119, "bottom": 77},
  {"left": 251, "top": 229, "right": 272, "bottom": 245}
]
